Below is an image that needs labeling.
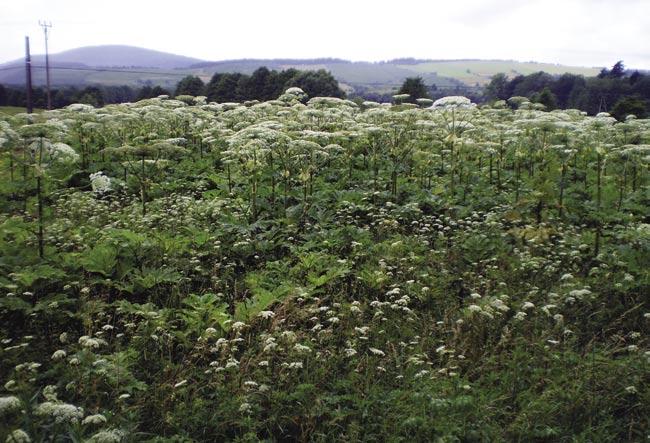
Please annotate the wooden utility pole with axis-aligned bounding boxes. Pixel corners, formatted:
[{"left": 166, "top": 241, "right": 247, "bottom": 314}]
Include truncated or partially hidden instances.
[
  {"left": 39, "top": 20, "right": 53, "bottom": 110},
  {"left": 25, "top": 36, "right": 33, "bottom": 114}
]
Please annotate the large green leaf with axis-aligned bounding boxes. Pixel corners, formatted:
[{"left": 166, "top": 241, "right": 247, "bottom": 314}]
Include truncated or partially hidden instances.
[
  {"left": 12, "top": 264, "right": 66, "bottom": 288},
  {"left": 80, "top": 244, "right": 118, "bottom": 276},
  {"left": 0, "top": 295, "right": 32, "bottom": 312},
  {"left": 129, "top": 266, "right": 183, "bottom": 292},
  {"left": 181, "top": 293, "right": 231, "bottom": 335}
]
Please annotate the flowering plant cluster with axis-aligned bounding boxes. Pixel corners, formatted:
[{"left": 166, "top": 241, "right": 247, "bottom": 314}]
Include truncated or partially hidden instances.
[{"left": 0, "top": 91, "right": 648, "bottom": 441}]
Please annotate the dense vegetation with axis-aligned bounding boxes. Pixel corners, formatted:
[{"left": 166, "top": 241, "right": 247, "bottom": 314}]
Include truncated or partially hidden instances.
[
  {"left": 0, "top": 91, "right": 648, "bottom": 442},
  {"left": 485, "top": 62, "right": 650, "bottom": 119},
  {"left": 395, "top": 77, "right": 431, "bottom": 104},
  {"left": 204, "top": 68, "right": 345, "bottom": 103}
]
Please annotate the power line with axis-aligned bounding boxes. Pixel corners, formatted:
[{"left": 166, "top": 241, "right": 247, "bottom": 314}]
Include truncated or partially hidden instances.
[{"left": 0, "top": 65, "right": 26, "bottom": 72}]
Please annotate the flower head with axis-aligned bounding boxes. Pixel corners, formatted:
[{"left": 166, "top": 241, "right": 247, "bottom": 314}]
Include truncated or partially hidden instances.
[{"left": 0, "top": 396, "right": 22, "bottom": 415}]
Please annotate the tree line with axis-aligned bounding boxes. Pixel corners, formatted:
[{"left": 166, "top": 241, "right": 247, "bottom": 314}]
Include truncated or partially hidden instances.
[
  {"left": 377, "top": 76, "right": 482, "bottom": 105},
  {"left": 0, "top": 83, "right": 158, "bottom": 109},
  {"left": 0, "top": 67, "right": 345, "bottom": 109},
  {"left": 484, "top": 61, "right": 650, "bottom": 120},
  {"left": 179, "top": 67, "right": 345, "bottom": 102}
]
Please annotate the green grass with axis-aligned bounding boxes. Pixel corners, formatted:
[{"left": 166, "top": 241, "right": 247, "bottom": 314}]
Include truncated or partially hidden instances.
[
  {"left": 398, "top": 60, "right": 601, "bottom": 85},
  {"left": 0, "top": 106, "right": 44, "bottom": 115}
]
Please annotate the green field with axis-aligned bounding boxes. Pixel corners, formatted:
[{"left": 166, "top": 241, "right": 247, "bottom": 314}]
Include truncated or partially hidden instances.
[
  {"left": 0, "top": 106, "right": 44, "bottom": 115},
  {"left": 398, "top": 60, "right": 601, "bottom": 85}
]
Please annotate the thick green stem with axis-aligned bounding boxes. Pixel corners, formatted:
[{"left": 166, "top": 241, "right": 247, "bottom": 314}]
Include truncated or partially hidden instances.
[
  {"left": 227, "top": 164, "right": 232, "bottom": 194},
  {"left": 141, "top": 155, "right": 146, "bottom": 216},
  {"left": 596, "top": 153, "right": 602, "bottom": 211},
  {"left": 617, "top": 158, "right": 627, "bottom": 211},
  {"left": 269, "top": 154, "right": 275, "bottom": 207},
  {"left": 515, "top": 160, "right": 521, "bottom": 203},
  {"left": 558, "top": 163, "right": 566, "bottom": 218},
  {"left": 37, "top": 137, "right": 44, "bottom": 258},
  {"left": 283, "top": 178, "right": 288, "bottom": 212},
  {"left": 9, "top": 150, "right": 14, "bottom": 181},
  {"left": 37, "top": 175, "right": 44, "bottom": 258},
  {"left": 449, "top": 141, "right": 455, "bottom": 198},
  {"left": 251, "top": 177, "right": 258, "bottom": 221},
  {"left": 489, "top": 155, "right": 493, "bottom": 184}
]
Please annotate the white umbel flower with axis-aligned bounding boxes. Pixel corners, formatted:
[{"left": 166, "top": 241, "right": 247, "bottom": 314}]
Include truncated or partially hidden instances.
[
  {"left": 90, "top": 172, "right": 111, "bottom": 193},
  {"left": 52, "top": 350, "right": 67, "bottom": 360},
  {"left": 257, "top": 311, "right": 275, "bottom": 319},
  {"left": 86, "top": 429, "right": 125, "bottom": 443},
  {"left": 5, "top": 429, "right": 31, "bottom": 443},
  {"left": 173, "top": 380, "right": 188, "bottom": 389},
  {"left": 0, "top": 396, "right": 22, "bottom": 415},
  {"left": 82, "top": 414, "right": 107, "bottom": 425},
  {"left": 431, "top": 96, "right": 473, "bottom": 109},
  {"left": 35, "top": 401, "right": 84, "bottom": 424},
  {"left": 369, "top": 348, "right": 385, "bottom": 356}
]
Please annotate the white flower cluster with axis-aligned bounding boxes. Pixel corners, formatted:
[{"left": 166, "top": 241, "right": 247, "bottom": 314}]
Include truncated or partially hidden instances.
[
  {"left": 90, "top": 172, "right": 112, "bottom": 193},
  {"left": 79, "top": 335, "right": 106, "bottom": 349},
  {"left": 278, "top": 87, "right": 307, "bottom": 103},
  {"left": 82, "top": 413, "right": 107, "bottom": 425},
  {"left": 285, "top": 87, "right": 305, "bottom": 96},
  {"left": 0, "top": 396, "right": 22, "bottom": 415},
  {"left": 369, "top": 347, "right": 385, "bottom": 356},
  {"left": 392, "top": 94, "right": 410, "bottom": 101},
  {"left": 431, "top": 96, "right": 474, "bottom": 109},
  {"left": 52, "top": 349, "right": 67, "bottom": 360},
  {"left": 66, "top": 103, "right": 95, "bottom": 112},
  {"left": 47, "top": 142, "right": 80, "bottom": 163},
  {"left": 258, "top": 310, "right": 275, "bottom": 319},
  {"left": 362, "top": 101, "right": 381, "bottom": 108},
  {"left": 86, "top": 429, "right": 125, "bottom": 443},
  {"left": 35, "top": 401, "right": 84, "bottom": 424},
  {"left": 5, "top": 429, "right": 31, "bottom": 443}
]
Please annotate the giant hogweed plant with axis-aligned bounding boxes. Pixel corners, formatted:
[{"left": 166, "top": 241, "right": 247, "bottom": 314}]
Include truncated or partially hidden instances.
[
  {"left": 102, "top": 138, "right": 188, "bottom": 216},
  {"left": 17, "top": 121, "right": 77, "bottom": 258}
]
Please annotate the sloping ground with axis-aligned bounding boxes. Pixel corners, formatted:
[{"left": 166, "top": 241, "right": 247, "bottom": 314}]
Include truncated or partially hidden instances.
[{"left": 0, "top": 45, "right": 602, "bottom": 92}]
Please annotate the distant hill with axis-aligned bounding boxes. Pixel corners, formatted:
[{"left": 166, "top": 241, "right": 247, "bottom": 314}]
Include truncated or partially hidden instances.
[
  {"left": 0, "top": 45, "right": 603, "bottom": 95},
  {"left": 1, "top": 45, "right": 204, "bottom": 70},
  {"left": 0, "top": 45, "right": 205, "bottom": 86},
  {"left": 45, "top": 45, "right": 204, "bottom": 68}
]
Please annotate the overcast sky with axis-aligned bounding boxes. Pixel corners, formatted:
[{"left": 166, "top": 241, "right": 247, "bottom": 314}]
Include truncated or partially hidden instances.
[{"left": 1, "top": 0, "right": 649, "bottom": 68}]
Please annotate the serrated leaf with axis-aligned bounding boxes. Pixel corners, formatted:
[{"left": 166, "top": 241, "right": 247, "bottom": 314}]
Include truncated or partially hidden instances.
[{"left": 80, "top": 244, "right": 117, "bottom": 276}]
